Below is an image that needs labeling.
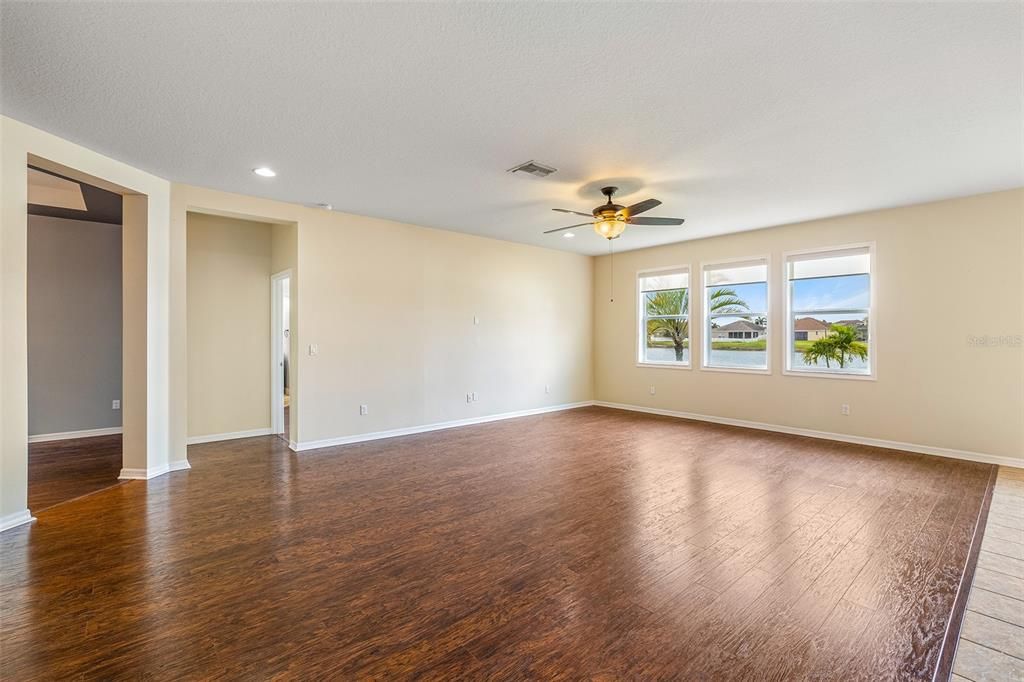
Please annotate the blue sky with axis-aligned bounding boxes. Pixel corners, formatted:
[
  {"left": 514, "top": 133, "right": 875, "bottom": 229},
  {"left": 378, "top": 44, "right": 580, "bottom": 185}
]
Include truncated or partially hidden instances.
[
  {"left": 791, "top": 274, "right": 869, "bottom": 312},
  {"left": 703, "top": 274, "right": 869, "bottom": 323},
  {"left": 659, "top": 273, "right": 869, "bottom": 319},
  {"left": 708, "top": 282, "right": 767, "bottom": 313}
]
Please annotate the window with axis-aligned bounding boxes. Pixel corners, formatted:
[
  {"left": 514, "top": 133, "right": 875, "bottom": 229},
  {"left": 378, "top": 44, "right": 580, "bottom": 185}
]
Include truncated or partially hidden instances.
[
  {"left": 703, "top": 258, "right": 769, "bottom": 371},
  {"left": 638, "top": 267, "right": 690, "bottom": 366},
  {"left": 785, "top": 245, "right": 873, "bottom": 377}
]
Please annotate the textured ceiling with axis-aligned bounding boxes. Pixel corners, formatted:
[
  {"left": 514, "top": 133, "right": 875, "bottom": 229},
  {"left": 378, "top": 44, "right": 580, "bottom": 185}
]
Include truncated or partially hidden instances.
[{"left": 2, "top": 2, "right": 1020, "bottom": 255}]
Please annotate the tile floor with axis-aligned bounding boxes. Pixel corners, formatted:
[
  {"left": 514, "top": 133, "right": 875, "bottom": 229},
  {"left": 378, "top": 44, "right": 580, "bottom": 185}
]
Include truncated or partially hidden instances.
[{"left": 952, "top": 466, "right": 1024, "bottom": 682}]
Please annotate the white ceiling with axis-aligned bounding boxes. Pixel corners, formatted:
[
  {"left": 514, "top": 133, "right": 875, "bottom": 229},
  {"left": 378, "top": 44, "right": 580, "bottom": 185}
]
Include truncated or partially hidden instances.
[{"left": 2, "top": 2, "right": 1020, "bottom": 255}]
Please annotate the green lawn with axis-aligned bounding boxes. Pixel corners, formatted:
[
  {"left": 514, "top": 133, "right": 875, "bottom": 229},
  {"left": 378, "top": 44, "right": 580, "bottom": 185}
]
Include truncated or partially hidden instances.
[
  {"left": 648, "top": 339, "right": 690, "bottom": 348},
  {"left": 707, "top": 339, "right": 764, "bottom": 351},
  {"left": 648, "top": 338, "right": 816, "bottom": 352},
  {"left": 649, "top": 339, "right": 766, "bottom": 351}
]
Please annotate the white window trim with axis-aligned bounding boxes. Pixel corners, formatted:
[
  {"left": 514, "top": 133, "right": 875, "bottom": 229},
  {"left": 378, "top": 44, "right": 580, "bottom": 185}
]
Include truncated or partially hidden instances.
[
  {"left": 782, "top": 242, "right": 877, "bottom": 381},
  {"left": 636, "top": 264, "right": 693, "bottom": 370},
  {"left": 700, "top": 254, "right": 771, "bottom": 375}
]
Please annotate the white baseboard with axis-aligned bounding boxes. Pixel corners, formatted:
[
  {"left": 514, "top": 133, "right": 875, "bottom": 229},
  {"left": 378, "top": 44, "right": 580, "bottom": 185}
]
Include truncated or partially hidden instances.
[
  {"left": 118, "top": 464, "right": 170, "bottom": 480},
  {"left": 594, "top": 401, "right": 1023, "bottom": 469},
  {"left": 28, "top": 426, "right": 122, "bottom": 443},
  {"left": 119, "top": 459, "right": 189, "bottom": 480},
  {"left": 0, "top": 510, "right": 36, "bottom": 533},
  {"left": 182, "top": 400, "right": 1020, "bottom": 468},
  {"left": 187, "top": 428, "right": 272, "bottom": 445},
  {"left": 294, "top": 402, "right": 592, "bottom": 452}
]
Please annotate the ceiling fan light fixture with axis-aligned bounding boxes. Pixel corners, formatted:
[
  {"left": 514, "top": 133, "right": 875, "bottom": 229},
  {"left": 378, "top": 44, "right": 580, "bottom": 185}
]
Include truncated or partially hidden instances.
[
  {"left": 595, "top": 217, "right": 627, "bottom": 239},
  {"left": 545, "top": 186, "right": 683, "bottom": 238}
]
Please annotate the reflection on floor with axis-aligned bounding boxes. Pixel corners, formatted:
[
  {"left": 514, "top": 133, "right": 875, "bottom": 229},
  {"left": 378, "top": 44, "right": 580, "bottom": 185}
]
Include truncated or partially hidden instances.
[
  {"left": 0, "top": 407, "right": 998, "bottom": 678},
  {"left": 28, "top": 434, "right": 123, "bottom": 512}
]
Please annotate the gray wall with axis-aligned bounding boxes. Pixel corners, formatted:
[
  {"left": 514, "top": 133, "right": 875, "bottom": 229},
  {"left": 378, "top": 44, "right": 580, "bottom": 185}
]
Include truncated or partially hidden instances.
[{"left": 28, "top": 215, "right": 122, "bottom": 436}]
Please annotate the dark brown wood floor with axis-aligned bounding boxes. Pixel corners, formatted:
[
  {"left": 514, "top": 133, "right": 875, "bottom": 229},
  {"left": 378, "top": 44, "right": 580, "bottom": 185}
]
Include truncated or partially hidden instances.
[
  {"left": 1, "top": 407, "right": 994, "bottom": 680},
  {"left": 27, "top": 434, "right": 123, "bottom": 512}
]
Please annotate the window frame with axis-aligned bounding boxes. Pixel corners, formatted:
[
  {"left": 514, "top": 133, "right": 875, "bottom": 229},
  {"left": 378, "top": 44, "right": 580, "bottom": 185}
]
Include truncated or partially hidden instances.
[
  {"left": 782, "top": 243, "right": 877, "bottom": 381},
  {"left": 636, "top": 265, "right": 692, "bottom": 370},
  {"left": 700, "top": 255, "right": 771, "bottom": 375}
]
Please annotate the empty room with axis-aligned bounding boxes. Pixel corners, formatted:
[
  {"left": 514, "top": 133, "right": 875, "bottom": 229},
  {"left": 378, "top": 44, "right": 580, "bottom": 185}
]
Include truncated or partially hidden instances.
[{"left": 0, "top": 3, "right": 1021, "bottom": 681}]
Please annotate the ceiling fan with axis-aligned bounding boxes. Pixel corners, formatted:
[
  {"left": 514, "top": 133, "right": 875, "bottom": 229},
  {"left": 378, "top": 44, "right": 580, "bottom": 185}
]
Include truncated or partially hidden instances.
[{"left": 545, "top": 186, "right": 685, "bottom": 239}]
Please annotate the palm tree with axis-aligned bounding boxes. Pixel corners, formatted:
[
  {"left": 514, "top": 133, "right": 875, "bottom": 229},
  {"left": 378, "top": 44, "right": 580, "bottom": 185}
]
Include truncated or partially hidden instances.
[
  {"left": 753, "top": 315, "right": 767, "bottom": 327},
  {"left": 646, "top": 288, "right": 749, "bottom": 361},
  {"left": 802, "top": 324, "right": 868, "bottom": 369}
]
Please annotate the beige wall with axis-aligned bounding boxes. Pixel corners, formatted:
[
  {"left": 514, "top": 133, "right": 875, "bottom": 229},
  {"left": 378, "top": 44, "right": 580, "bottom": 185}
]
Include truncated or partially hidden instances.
[
  {"left": 1, "top": 116, "right": 172, "bottom": 523},
  {"left": 186, "top": 213, "right": 273, "bottom": 438},
  {"left": 297, "top": 211, "right": 594, "bottom": 443},
  {"left": 27, "top": 216, "right": 122, "bottom": 436},
  {"left": 120, "top": 194, "right": 149, "bottom": 475},
  {"left": 594, "top": 189, "right": 1024, "bottom": 465},
  {"left": 169, "top": 184, "right": 594, "bottom": 448}
]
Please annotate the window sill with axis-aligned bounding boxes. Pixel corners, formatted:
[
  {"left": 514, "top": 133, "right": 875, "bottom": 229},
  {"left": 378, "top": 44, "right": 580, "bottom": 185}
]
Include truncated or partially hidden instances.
[
  {"left": 700, "top": 365, "right": 771, "bottom": 376},
  {"left": 636, "top": 362, "right": 692, "bottom": 371},
  {"left": 783, "top": 368, "right": 876, "bottom": 381}
]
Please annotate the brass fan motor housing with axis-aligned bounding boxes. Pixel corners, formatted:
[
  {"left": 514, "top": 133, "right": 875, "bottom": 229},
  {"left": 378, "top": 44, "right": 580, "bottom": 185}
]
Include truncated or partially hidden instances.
[{"left": 595, "top": 186, "right": 625, "bottom": 217}]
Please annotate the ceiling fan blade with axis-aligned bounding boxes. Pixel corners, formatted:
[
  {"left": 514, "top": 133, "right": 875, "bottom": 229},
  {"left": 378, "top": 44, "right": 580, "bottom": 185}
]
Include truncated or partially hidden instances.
[
  {"left": 544, "top": 222, "right": 591, "bottom": 234},
  {"left": 628, "top": 216, "right": 685, "bottom": 225},
  {"left": 624, "top": 198, "right": 661, "bottom": 216},
  {"left": 552, "top": 208, "right": 594, "bottom": 218}
]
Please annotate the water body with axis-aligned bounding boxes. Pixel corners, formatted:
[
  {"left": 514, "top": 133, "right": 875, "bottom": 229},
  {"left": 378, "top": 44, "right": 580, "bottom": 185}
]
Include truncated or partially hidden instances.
[{"left": 644, "top": 347, "right": 869, "bottom": 372}]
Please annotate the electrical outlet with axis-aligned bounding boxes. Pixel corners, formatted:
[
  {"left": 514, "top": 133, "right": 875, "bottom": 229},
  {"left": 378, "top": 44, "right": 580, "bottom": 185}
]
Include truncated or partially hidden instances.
[
  {"left": 473, "top": 315, "right": 480, "bottom": 325},
  {"left": 359, "top": 404, "right": 368, "bottom": 416},
  {"left": 467, "top": 393, "right": 473, "bottom": 403},
  {"left": 472, "top": 392, "right": 478, "bottom": 402},
  {"left": 308, "top": 343, "right": 319, "bottom": 356},
  {"left": 650, "top": 386, "right": 656, "bottom": 395},
  {"left": 841, "top": 404, "right": 850, "bottom": 416},
  {"left": 544, "top": 384, "right": 550, "bottom": 394},
  {"left": 112, "top": 399, "right": 120, "bottom": 410}
]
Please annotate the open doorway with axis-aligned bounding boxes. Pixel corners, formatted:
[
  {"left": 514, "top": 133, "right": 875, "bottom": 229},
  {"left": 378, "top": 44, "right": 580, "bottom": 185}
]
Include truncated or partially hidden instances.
[
  {"left": 26, "top": 165, "right": 124, "bottom": 511},
  {"left": 271, "top": 271, "right": 291, "bottom": 442},
  {"left": 185, "top": 212, "right": 296, "bottom": 448}
]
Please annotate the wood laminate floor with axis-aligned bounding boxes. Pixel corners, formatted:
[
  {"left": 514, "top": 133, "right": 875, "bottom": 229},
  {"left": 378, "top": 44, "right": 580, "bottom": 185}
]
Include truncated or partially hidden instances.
[
  {"left": 27, "top": 434, "right": 124, "bottom": 512},
  {"left": 1, "top": 407, "right": 996, "bottom": 680}
]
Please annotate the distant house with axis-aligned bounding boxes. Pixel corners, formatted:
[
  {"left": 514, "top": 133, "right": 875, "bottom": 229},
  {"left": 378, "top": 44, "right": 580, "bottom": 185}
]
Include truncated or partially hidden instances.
[
  {"left": 793, "top": 317, "right": 830, "bottom": 341},
  {"left": 835, "top": 319, "right": 869, "bottom": 340},
  {"left": 711, "top": 319, "right": 766, "bottom": 340}
]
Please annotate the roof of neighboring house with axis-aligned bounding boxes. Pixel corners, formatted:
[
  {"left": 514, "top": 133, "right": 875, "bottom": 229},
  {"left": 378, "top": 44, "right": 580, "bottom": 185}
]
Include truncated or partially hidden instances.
[
  {"left": 716, "top": 320, "right": 765, "bottom": 332},
  {"left": 794, "top": 317, "right": 830, "bottom": 331},
  {"left": 836, "top": 319, "right": 866, "bottom": 327}
]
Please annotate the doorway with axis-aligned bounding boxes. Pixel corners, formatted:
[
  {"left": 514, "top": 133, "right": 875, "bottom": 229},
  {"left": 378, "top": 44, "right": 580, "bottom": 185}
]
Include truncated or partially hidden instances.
[
  {"left": 25, "top": 165, "right": 125, "bottom": 511},
  {"left": 271, "top": 270, "right": 291, "bottom": 442}
]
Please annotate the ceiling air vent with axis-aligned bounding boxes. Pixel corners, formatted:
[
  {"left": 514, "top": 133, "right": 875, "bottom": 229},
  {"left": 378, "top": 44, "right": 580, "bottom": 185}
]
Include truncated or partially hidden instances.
[{"left": 507, "top": 160, "right": 557, "bottom": 178}]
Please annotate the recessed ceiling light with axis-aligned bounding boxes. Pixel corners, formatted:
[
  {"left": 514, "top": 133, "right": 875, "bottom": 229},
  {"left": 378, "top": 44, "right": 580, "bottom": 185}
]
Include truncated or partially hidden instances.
[
  {"left": 253, "top": 167, "right": 276, "bottom": 177},
  {"left": 563, "top": 232, "right": 575, "bottom": 238}
]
